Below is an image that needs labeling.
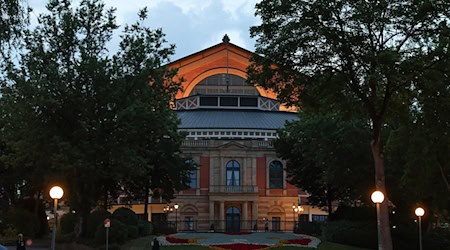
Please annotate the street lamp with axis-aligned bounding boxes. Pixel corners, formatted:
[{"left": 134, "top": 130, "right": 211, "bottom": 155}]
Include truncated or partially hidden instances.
[
  {"left": 292, "top": 203, "right": 297, "bottom": 231},
  {"left": 371, "top": 191, "right": 384, "bottom": 250},
  {"left": 49, "top": 186, "right": 64, "bottom": 250},
  {"left": 415, "top": 207, "right": 425, "bottom": 250},
  {"left": 174, "top": 203, "right": 179, "bottom": 231}
]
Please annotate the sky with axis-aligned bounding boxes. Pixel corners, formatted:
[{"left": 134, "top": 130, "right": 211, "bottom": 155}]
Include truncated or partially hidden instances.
[{"left": 28, "top": 0, "right": 261, "bottom": 60}]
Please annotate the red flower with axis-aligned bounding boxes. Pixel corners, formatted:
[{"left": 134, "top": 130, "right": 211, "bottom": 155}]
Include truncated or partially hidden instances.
[
  {"left": 165, "top": 236, "right": 189, "bottom": 243},
  {"left": 286, "top": 238, "right": 312, "bottom": 245}
]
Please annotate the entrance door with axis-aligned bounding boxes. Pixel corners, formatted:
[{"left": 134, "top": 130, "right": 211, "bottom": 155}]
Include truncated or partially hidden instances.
[{"left": 226, "top": 207, "right": 240, "bottom": 232}]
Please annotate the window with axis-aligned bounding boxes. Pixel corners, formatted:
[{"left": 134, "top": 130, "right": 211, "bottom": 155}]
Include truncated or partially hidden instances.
[
  {"left": 312, "top": 215, "right": 328, "bottom": 222},
  {"left": 186, "top": 160, "right": 197, "bottom": 189},
  {"left": 185, "top": 216, "right": 195, "bottom": 231},
  {"left": 226, "top": 160, "right": 240, "bottom": 186},
  {"left": 269, "top": 160, "right": 283, "bottom": 189}
]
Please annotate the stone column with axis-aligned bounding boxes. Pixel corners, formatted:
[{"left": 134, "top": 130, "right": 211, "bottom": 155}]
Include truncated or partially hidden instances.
[
  {"left": 243, "top": 202, "right": 248, "bottom": 231},
  {"left": 219, "top": 201, "right": 225, "bottom": 232}
]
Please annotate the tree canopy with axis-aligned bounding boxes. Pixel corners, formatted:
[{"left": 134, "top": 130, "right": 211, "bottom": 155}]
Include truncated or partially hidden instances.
[
  {"left": 0, "top": 0, "right": 190, "bottom": 236},
  {"left": 250, "top": 1, "right": 450, "bottom": 249},
  {"left": 276, "top": 112, "right": 373, "bottom": 214}
]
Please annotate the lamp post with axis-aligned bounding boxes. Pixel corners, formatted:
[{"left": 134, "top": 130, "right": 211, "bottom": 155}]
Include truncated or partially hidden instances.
[
  {"left": 292, "top": 203, "right": 297, "bottom": 231},
  {"left": 174, "top": 203, "right": 179, "bottom": 231},
  {"left": 415, "top": 207, "right": 425, "bottom": 250},
  {"left": 49, "top": 186, "right": 64, "bottom": 250},
  {"left": 371, "top": 191, "right": 384, "bottom": 250}
]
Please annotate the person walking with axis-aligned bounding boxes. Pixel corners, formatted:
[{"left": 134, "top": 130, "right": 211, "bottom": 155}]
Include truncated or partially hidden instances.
[
  {"left": 16, "top": 234, "right": 25, "bottom": 250},
  {"left": 264, "top": 218, "right": 269, "bottom": 232}
]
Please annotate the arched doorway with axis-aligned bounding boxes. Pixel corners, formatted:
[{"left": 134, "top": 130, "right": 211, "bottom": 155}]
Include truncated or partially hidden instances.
[{"left": 226, "top": 207, "right": 240, "bottom": 232}]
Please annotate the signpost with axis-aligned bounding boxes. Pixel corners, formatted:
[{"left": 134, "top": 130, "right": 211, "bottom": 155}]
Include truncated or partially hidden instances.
[{"left": 104, "top": 218, "right": 110, "bottom": 250}]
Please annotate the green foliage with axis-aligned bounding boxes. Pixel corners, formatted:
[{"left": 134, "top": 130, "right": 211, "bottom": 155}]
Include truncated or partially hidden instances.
[
  {"left": 3, "top": 207, "right": 39, "bottom": 237},
  {"left": 0, "top": 0, "right": 190, "bottom": 238},
  {"left": 94, "top": 219, "right": 127, "bottom": 245},
  {"left": 112, "top": 207, "right": 138, "bottom": 226},
  {"left": 59, "top": 212, "right": 77, "bottom": 234},
  {"left": 322, "top": 220, "right": 377, "bottom": 249},
  {"left": 126, "top": 225, "right": 138, "bottom": 239},
  {"left": 87, "top": 210, "right": 111, "bottom": 238},
  {"left": 276, "top": 112, "right": 372, "bottom": 212},
  {"left": 0, "top": 224, "right": 18, "bottom": 245},
  {"left": 329, "top": 206, "right": 376, "bottom": 221},
  {"left": 137, "top": 220, "right": 152, "bottom": 236}
]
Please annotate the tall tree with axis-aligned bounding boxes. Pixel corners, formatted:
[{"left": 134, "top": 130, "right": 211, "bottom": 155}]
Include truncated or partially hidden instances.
[
  {"left": 249, "top": 1, "right": 450, "bottom": 249},
  {"left": 276, "top": 112, "right": 373, "bottom": 214},
  {"left": 0, "top": 0, "right": 188, "bottom": 237}
]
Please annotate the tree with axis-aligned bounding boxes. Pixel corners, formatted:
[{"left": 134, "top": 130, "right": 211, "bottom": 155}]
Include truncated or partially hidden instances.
[
  {"left": 275, "top": 112, "right": 373, "bottom": 214},
  {"left": 0, "top": 0, "right": 189, "bottom": 237},
  {"left": 0, "top": 0, "right": 27, "bottom": 52},
  {"left": 249, "top": 1, "right": 450, "bottom": 249}
]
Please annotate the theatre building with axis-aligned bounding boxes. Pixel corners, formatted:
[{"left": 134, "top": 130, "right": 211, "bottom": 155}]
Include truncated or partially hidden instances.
[{"left": 161, "top": 35, "right": 328, "bottom": 232}]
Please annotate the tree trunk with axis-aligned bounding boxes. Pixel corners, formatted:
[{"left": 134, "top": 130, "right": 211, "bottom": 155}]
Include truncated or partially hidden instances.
[{"left": 371, "top": 137, "right": 393, "bottom": 250}]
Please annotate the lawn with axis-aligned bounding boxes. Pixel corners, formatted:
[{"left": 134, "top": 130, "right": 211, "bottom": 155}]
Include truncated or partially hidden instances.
[{"left": 121, "top": 236, "right": 371, "bottom": 250}]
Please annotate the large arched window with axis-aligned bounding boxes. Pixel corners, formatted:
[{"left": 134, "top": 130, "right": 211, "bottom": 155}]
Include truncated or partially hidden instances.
[
  {"left": 226, "top": 160, "right": 240, "bottom": 186},
  {"left": 186, "top": 160, "right": 198, "bottom": 189},
  {"left": 269, "top": 160, "right": 283, "bottom": 189},
  {"left": 190, "top": 74, "right": 259, "bottom": 96}
]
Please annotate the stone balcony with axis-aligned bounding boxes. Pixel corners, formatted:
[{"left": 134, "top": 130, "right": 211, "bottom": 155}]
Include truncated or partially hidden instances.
[{"left": 209, "top": 185, "right": 258, "bottom": 194}]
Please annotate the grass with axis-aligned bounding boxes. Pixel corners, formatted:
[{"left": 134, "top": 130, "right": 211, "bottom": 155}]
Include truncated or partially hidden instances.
[{"left": 121, "top": 236, "right": 371, "bottom": 250}]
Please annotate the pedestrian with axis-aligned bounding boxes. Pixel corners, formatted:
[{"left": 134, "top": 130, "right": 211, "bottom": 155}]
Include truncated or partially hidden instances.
[
  {"left": 16, "top": 233, "right": 26, "bottom": 250},
  {"left": 264, "top": 218, "right": 269, "bottom": 232},
  {"left": 152, "top": 237, "right": 160, "bottom": 250}
]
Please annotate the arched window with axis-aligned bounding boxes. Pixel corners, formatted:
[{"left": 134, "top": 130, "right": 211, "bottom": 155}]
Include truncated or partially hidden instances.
[
  {"left": 269, "top": 160, "right": 283, "bottom": 189},
  {"left": 190, "top": 74, "right": 259, "bottom": 96},
  {"left": 226, "top": 160, "right": 240, "bottom": 186},
  {"left": 186, "top": 160, "right": 197, "bottom": 189}
]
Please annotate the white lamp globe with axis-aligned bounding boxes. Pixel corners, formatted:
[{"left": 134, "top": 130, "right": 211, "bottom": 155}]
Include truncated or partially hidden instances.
[
  {"left": 49, "top": 186, "right": 64, "bottom": 199},
  {"left": 415, "top": 207, "right": 425, "bottom": 217},
  {"left": 371, "top": 191, "right": 384, "bottom": 204}
]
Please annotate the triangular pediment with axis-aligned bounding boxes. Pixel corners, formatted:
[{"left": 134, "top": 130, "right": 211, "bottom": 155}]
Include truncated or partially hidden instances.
[{"left": 216, "top": 141, "right": 248, "bottom": 149}]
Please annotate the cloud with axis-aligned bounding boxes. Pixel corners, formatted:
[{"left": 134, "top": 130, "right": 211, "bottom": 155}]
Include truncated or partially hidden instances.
[{"left": 27, "top": 0, "right": 260, "bottom": 60}]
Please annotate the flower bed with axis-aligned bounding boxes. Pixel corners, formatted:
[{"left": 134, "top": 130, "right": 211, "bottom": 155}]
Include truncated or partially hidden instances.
[
  {"left": 210, "top": 243, "right": 272, "bottom": 250},
  {"left": 285, "top": 238, "right": 312, "bottom": 245},
  {"left": 165, "top": 236, "right": 196, "bottom": 244}
]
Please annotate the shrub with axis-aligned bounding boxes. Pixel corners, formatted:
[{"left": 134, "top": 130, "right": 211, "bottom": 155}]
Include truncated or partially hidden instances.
[
  {"left": 296, "top": 221, "right": 322, "bottom": 235},
  {"left": 59, "top": 212, "right": 77, "bottom": 234},
  {"left": 322, "top": 220, "right": 377, "bottom": 249},
  {"left": 137, "top": 220, "right": 152, "bottom": 236},
  {"left": 112, "top": 207, "right": 138, "bottom": 226},
  {"left": 0, "top": 224, "right": 18, "bottom": 245},
  {"left": 94, "top": 219, "right": 127, "bottom": 245},
  {"left": 3, "top": 207, "right": 39, "bottom": 237},
  {"left": 127, "top": 225, "right": 138, "bottom": 239},
  {"left": 87, "top": 209, "right": 111, "bottom": 238}
]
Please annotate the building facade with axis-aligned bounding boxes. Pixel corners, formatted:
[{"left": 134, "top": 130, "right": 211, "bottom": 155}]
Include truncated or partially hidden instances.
[
  {"left": 163, "top": 36, "right": 328, "bottom": 232},
  {"left": 110, "top": 36, "right": 328, "bottom": 231}
]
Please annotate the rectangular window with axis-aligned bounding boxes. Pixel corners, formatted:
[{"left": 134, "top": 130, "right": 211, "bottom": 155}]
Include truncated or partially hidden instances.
[
  {"left": 188, "top": 169, "right": 197, "bottom": 189},
  {"left": 312, "top": 215, "right": 327, "bottom": 222},
  {"left": 240, "top": 97, "right": 258, "bottom": 107},
  {"left": 220, "top": 97, "right": 238, "bottom": 106},
  {"left": 185, "top": 216, "right": 195, "bottom": 231},
  {"left": 200, "top": 96, "right": 218, "bottom": 106}
]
